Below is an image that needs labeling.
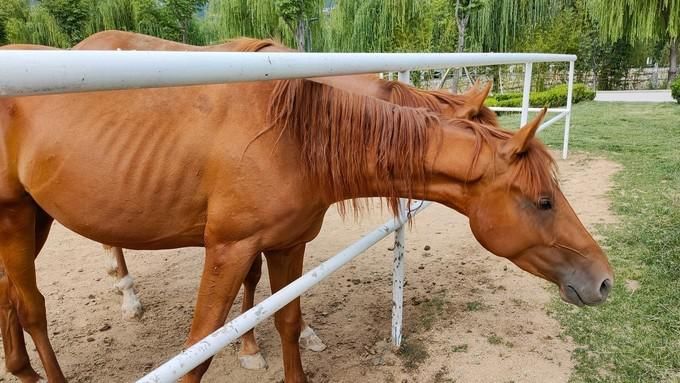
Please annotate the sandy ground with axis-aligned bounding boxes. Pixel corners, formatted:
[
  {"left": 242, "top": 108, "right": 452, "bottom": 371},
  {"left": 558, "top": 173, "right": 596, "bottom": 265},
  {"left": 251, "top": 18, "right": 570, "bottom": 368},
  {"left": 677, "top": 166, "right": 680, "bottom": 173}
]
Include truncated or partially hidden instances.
[{"left": 1, "top": 152, "right": 620, "bottom": 383}]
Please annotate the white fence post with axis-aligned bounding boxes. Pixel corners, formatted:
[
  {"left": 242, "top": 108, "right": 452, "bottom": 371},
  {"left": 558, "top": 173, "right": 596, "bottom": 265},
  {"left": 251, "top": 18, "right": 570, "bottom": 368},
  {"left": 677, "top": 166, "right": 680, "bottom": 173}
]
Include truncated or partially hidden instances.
[
  {"left": 562, "top": 60, "right": 575, "bottom": 159},
  {"left": 520, "top": 62, "right": 533, "bottom": 127},
  {"left": 391, "top": 206, "right": 406, "bottom": 348},
  {"left": 391, "top": 70, "right": 411, "bottom": 348}
]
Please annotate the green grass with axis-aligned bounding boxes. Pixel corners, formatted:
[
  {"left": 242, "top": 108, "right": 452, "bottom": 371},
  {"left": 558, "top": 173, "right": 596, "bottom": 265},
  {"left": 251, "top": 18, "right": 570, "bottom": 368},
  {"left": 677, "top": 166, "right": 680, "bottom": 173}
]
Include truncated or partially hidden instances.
[
  {"left": 500, "top": 102, "right": 680, "bottom": 382},
  {"left": 398, "top": 337, "right": 430, "bottom": 371}
]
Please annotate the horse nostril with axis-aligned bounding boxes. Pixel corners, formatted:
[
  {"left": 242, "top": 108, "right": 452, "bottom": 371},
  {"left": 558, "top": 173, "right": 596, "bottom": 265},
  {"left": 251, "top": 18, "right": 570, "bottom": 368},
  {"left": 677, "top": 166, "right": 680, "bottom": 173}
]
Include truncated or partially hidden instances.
[{"left": 600, "top": 278, "right": 612, "bottom": 297}]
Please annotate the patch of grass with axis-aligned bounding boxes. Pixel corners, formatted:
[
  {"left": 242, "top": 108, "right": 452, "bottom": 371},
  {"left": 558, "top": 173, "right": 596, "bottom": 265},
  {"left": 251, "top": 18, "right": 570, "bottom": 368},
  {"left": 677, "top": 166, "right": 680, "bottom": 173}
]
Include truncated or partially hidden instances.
[
  {"left": 433, "top": 366, "right": 456, "bottom": 382},
  {"left": 419, "top": 293, "right": 447, "bottom": 331},
  {"left": 500, "top": 102, "right": 680, "bottom": 382},
  {"left": 464, "top": 301, "right": 486, "bottom": 312},
  {"left": 451, "top": 344, "right": 468, "bottom": 353},
  {"left": 487, "top": 333, "right": 504, "bottom": 345},
  {"left": 398, "top": 338, "right": 430, "bottom": 371}
]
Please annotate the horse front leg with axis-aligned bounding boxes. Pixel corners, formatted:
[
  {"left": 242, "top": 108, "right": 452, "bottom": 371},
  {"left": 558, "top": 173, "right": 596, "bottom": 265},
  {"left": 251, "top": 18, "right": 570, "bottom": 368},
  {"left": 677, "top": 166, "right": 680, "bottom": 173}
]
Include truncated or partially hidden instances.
[
  {"left": 181, "top": 239, "right": 260, "bottom": 383},
  {"left": 0, "top": 268, "right": 43, "bottom": 383},
  {"left": 0, "top": 200, "right": 64, "bottom": 382},
  {"left": 264, "top": 244, "right": 307, "bottom": 383},
  {"left": 103, "top": 245, "right": 143, "bottom": 320}
]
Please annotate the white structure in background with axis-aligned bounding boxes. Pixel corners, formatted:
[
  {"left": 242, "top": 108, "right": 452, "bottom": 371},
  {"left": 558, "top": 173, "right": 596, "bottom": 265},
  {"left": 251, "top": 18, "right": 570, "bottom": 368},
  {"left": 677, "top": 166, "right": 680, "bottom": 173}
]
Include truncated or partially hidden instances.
[{"left": 0, "top": 50, "right": 576, "bottom": 383}]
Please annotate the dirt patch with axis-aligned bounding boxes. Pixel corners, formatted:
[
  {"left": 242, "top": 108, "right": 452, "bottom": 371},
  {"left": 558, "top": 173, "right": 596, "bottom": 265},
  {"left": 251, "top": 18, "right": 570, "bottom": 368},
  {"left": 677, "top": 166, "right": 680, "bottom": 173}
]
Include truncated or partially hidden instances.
[{"left": 2, "top": 152, "right": 620, "bottom": 383}]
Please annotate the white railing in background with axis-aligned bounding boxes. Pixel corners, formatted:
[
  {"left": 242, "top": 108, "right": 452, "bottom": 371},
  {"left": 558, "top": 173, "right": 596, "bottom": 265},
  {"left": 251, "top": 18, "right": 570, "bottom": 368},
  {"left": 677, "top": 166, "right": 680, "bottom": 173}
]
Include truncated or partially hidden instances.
[{"left": 0, "top": 50, "right": 576, "bottom": 382}]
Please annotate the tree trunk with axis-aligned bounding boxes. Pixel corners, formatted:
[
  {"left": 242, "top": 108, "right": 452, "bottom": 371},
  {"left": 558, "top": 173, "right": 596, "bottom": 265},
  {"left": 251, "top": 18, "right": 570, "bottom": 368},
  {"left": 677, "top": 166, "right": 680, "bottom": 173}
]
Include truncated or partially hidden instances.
[
  {"left": 295, "top": 18, "right": 308, "bottom": 52},
  {"left": 669, "top": 37, "right": 678, "bottom": 84},
  {"left": 450, "top": 13, "right": 468, "bottom": 94}
]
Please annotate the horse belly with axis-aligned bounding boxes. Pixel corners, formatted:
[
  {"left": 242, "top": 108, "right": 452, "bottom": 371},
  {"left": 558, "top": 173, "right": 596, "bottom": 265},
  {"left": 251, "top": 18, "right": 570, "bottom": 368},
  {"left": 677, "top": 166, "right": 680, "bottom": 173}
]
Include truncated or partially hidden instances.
[
  {"left": 15, "top": 97, "right": 212, "bottom": 249},
  {"left": 27, "top": 155, "right": 208, "bottom": 249}
]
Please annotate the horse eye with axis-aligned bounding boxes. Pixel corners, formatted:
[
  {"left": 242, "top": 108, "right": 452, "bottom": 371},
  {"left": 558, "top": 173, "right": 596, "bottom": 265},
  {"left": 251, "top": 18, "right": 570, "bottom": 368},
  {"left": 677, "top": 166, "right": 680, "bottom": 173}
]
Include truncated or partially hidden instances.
[{"left": 537, "top": 197, "right": 553, "bottom": 210}]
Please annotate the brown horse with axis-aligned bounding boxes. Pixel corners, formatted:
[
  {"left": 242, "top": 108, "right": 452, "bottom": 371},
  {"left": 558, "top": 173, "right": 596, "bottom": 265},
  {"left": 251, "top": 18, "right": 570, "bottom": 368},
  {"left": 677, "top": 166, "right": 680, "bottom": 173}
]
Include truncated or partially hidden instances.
[
  {"left": 68, "top": 31, "right": 498, "bottom": 368},
  {"left": 0, "top": 62, "right": 612, "bottom": 383}
]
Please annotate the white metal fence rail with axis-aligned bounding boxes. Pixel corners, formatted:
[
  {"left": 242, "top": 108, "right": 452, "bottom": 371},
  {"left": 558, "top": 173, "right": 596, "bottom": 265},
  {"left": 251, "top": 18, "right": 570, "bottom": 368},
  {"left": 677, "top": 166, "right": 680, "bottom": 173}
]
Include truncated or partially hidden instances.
[{"left": 0, "top": 50, "right": 576, "bottom": 382}]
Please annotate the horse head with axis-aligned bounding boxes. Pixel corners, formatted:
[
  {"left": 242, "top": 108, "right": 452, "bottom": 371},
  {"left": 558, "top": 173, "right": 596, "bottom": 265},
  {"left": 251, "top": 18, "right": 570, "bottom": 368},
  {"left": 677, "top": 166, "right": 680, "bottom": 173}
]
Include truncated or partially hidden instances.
[{"left": 458, "top": 110, "right": 613, "bottom": 306}]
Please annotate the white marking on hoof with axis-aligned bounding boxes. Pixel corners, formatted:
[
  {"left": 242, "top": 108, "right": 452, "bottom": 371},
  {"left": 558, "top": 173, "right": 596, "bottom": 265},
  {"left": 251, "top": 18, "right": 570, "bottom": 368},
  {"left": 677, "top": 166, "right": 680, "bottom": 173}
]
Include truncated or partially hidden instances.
[
  {"left": 116, "top": 275, "right": 143, "bottom": 320},
  {"left": 238, "top": 352, "right": 268, "bottom": 370},
  {"left": 299, "top": 325, "right": 326, "bottom": 352}
]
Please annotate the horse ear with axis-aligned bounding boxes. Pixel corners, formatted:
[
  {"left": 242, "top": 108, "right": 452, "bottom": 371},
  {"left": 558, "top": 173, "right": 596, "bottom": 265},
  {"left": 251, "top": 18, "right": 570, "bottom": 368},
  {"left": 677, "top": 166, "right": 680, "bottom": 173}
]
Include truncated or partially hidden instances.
[
  {"left": 465, "top": 79, "right": 481, "bottom": 93},
  {"left": 501, "top": 107, "right": 548, "bottom": 157},
  {"left": 459, "top": 81, "right": 492, "bottom": 118}
]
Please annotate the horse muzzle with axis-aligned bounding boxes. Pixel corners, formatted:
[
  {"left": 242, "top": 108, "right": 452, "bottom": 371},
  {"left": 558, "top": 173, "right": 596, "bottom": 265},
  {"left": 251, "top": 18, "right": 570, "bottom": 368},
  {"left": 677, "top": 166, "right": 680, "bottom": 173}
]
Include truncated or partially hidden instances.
[{"left": 559, "top": 277, "right": 612, "bottom": 306}]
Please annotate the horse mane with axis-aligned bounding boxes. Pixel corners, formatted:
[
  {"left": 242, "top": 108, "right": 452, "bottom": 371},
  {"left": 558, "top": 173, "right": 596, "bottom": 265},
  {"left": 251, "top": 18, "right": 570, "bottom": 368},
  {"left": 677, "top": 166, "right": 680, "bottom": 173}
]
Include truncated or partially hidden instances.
[
  {"left": 268, "top": 79, "right": 438, "bottom": 216},
  {"left": 385, "top": 81, "right": 499, "bottom": 127},
  {"left": 267, "top": 79, "right": 557, "bottom": 216}
]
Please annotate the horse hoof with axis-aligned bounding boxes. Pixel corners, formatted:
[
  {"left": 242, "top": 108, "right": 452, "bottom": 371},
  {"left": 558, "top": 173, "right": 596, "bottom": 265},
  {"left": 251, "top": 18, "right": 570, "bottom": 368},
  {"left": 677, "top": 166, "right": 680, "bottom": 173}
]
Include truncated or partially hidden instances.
[
  {"left": 121, "top": 300, "right": 143, "bottom": 320},
  {"left": 239, "top": 352, "right": 268, "bottom": 370},
  {"left": 299, "top": 325, "right": 326, "bottom": 352}
]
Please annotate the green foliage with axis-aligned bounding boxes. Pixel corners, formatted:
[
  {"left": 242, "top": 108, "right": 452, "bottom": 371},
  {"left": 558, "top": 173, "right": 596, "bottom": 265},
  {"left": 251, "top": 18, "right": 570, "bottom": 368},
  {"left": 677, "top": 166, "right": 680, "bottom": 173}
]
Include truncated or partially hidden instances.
[
  {"left": 159, "top": 0, "right": 208, "bottom": 42},
  {"left": 469, "top": 0, "right": 569, "bottom": 52},
  {"left": 672, "top": 76, "right": 680, "bottom": 103},
  {"left": 428, "top": 0, "right": 456, "bottom": 53},
  {"left": 485, "top": 83, "right": 595, "bottom": 108},
  {"left": 204, "top": 0, "right": 322, "bottom": 50},
  {"left": 590, "top": 0, "right": 679, "bottom": 43},
  {"left": 5, "top": 2, "right": 70, "bottom": 47},
  {"left": 0, "top": 0, "right": 30, "bottom": 45},
  {"left": 324, "top": 0, "right": 432, "bottom": 52},
  {"left": 40, "top": 0, "right": 89, "bottom": 44}
]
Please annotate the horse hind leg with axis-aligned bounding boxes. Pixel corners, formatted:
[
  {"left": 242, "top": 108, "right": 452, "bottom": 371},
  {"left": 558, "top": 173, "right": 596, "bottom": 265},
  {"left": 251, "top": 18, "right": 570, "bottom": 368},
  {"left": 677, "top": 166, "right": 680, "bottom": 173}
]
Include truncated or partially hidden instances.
[
  {"left": 264, "top": 244, "right": 307, "bottom": 383},
  {"left": 299, "top": 322, "right": 326, "bottom": 352},
  {"left": 103, "top": 245, "right": 143, "bottom": 320},
  {"left": 238, "top": 254, "right": 268, "bottom": 370},
  {"left": 237, "top": 253, "right": 326, "bottom": 371},
  {"left": 0, "top": 199, "right": 64, "bottom": 382}
]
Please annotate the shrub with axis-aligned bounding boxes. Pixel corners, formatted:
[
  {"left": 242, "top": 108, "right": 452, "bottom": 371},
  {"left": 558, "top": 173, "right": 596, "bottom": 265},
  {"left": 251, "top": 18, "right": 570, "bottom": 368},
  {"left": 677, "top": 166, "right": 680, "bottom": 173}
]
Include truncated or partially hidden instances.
[
  {"left": 671, "top": 77, "right": 680, "bottom": 104},
  {"left": 484, "top": 83, "right": 595, "bottom": 108}
]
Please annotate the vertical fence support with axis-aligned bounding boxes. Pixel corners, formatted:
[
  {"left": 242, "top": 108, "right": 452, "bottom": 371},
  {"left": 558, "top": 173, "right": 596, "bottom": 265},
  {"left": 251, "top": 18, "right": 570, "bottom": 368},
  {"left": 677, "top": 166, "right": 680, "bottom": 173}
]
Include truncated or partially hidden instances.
[
  {"left": 391, "top": 70, "right": 411, "bottom": 348},
  {"left": 391, "top": 207, "right": 406, "bottom": 348},
  {"left": 562, "top": 60, "right": 575, "bottom": 159},
  {"left": 520, "top": 62, "right": 533, "bottom": 126}
]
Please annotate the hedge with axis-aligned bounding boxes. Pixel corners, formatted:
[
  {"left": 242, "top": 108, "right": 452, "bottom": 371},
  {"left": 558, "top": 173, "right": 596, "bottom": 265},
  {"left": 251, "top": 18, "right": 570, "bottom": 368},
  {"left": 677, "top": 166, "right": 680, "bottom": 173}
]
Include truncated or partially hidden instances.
[
  {"left": 671, "top": 77, "right": 680, "bottom": 104},
  {"left": 484, "top": 83, "right": 595, "bottom": 108}
]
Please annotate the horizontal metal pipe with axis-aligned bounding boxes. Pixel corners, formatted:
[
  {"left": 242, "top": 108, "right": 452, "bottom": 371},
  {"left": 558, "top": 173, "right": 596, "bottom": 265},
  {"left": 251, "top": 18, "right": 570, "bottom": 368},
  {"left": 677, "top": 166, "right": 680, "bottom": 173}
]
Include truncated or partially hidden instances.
[
  {"left": 137, "top": 201, "right": 432, "bottom": 383},
  {"left": 537, "top": 110, "right": 569, "bottom": 133},
  {"left": 0, "top": 51, "right": 575, "bottom": 96}
]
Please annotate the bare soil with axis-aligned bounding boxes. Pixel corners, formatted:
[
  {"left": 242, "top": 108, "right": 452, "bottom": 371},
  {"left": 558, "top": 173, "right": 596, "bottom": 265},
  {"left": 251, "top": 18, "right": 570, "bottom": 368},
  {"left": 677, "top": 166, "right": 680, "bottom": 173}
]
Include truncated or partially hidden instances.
[{"left": 1, "top": 152, "right": 620, "bottom": 383}]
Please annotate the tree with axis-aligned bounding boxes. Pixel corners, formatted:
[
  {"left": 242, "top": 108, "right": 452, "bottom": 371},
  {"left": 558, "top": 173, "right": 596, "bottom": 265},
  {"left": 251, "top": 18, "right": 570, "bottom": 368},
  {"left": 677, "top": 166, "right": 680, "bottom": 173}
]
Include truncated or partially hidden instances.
[
  {"left": 3, "top": 0, "right": 70, "bottom": 47},
  {"left": 205, "top": 0, "right": 323, "bottom": 51},
  {"left": 160, "top": 0, "right": 208, "bottom": 43},
  {"left": 40, "top": 0, "right": 89, "bottom": 44},
  {"left": 591, "top": 0, "right": 680, "bottom": 82},
  {"left": 325, "top": 0, "right": 432, "bottom": 52},
  {"left": 449, "top": 0, "right": 483, "bottom": 92}
]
